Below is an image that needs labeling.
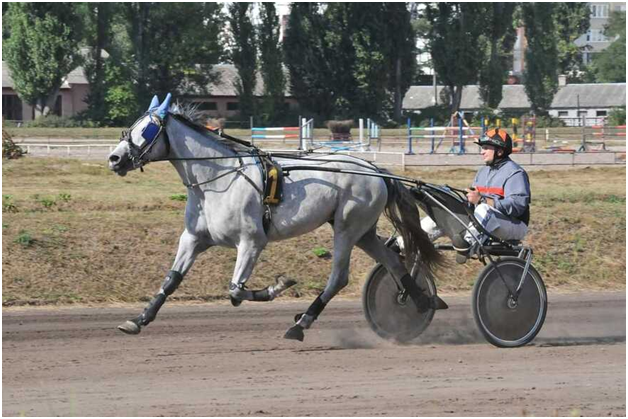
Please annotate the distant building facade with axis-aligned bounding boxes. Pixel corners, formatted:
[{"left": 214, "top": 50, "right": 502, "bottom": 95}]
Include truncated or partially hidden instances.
[
  {"left": 403, "top": 82, "right": 626, "bottom": 126},
  {"left": 575, "top": 2, "right": 627, "bottom": 65},
  {"left": 2, "top": 62, "right": 89, "bottom": 122},
  {"left": 2, "top": 62, "right": 297, "bottom": 122}
]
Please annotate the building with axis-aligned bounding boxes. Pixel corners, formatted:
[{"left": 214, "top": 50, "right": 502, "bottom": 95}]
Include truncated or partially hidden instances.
[
  {"left": 2, "top": 62, "right": 89, "bottom": 122},
  {"left": 402, "top": 82, "right": 626, "bottom": 126},
  {"left": 575, "top": 2, "right": 627, "bottom": 65},
  {"left": 2, "top": 61, "right": 297, "bottom": 122},
  {"left": 181, "top": 64, "right": 297, "bottom": 119}
]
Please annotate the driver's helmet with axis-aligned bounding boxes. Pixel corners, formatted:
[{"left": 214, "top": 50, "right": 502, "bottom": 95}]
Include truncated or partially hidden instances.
[{"left": 475, "top": 128, "right": 513, "bottom": 157}]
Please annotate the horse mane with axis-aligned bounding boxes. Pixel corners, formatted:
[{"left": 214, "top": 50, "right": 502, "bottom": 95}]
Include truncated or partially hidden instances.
[{"left": 169, "top": 102, "right": 255, "bottom": 154}]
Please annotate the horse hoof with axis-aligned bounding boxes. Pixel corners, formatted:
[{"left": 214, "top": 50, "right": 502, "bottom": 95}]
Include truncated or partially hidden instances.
[
  {"left": 117, "top": 320, "right": 141, "bottom": 335},
  {"left": 230, "top": 296, "right": 242, "bottom": 307},
  {"left": 284, "top": 325, "right": 304, "bottom": 342}
]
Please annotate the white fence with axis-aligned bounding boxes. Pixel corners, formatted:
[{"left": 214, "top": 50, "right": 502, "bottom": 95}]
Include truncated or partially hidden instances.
[{"left": 17, "top": 143, "right": 626, "bottom": 168}]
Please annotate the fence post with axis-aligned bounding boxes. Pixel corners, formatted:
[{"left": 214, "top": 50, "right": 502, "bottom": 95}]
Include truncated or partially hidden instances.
[
  {"left": 458, "top": 114, "right": 464, "bottom": 154},
  {"left": 430, "top": 118, "right": 435, "bottom": 153},
  {"left": 407, "top": 117, "right": 414, "bottom": 155},
  {"left": 401, "top": 152, "right": 406, "bottom": 171}
]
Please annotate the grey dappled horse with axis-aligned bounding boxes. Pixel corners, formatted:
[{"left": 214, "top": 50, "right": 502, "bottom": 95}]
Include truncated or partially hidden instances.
[{"left": 108, "top": 94, "right": 443, "bottom": 341}]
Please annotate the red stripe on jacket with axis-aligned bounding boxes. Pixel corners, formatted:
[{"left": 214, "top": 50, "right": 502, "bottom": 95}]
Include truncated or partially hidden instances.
[{"left": 476, "top": 186, "right": 505, "bottom": 197}]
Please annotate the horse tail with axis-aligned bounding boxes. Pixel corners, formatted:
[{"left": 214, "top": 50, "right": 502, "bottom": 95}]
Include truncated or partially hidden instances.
[{"left": 383, "top": 177, "right": 443, "bottom": 271}]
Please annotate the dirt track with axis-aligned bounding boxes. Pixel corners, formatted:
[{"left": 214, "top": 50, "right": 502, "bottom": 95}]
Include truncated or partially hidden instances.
[{"left": 2, "top": 292, "right": 625, "bottom": 417}]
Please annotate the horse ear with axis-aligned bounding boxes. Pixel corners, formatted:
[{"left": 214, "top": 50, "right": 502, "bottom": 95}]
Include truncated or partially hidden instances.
[
  {"left": 148, "top": 95, "right": 160, "bottom": 111},
  {"left": 156, "top": 93, "right": 172, "bottom": 118}
]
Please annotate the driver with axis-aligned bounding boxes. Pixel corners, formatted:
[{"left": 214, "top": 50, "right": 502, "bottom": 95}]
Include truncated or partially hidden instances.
[{"left": 421, "top": 127, "right": 531, "bottom": 258}]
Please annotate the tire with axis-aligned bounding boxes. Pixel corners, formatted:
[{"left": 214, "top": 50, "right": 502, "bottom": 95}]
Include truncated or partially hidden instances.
[
  {"left": 362, "top": 263, "right": 436, "bottom": 343},
  {"left": 472, "top": 257, "right": 547, "bottom": 348}
]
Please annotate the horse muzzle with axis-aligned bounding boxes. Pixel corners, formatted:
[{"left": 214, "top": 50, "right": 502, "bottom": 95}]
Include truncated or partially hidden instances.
[{"left": 108, "top": 152, "right": 131, "bottom": 176}]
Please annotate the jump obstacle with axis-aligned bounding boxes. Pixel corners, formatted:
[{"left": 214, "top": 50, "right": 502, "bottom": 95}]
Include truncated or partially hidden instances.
[
  {"left": 304, "top": 118, "right": 380, "bottom": 152},
  {"left": 250, "top": 118, "right": 314, "bottom": 150},
  {"left": 407, "top": 112, "right": 483, "bottom": 155}
]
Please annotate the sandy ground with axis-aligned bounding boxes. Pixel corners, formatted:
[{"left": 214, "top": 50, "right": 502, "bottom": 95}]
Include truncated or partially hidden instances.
[{"left": 2, "top": 292, "right": 625, "bottom": 417}]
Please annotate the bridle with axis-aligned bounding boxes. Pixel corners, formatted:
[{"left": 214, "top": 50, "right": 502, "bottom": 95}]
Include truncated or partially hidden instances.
[{"left": 119, "top": 111, "right": 169, "bottom": 171}]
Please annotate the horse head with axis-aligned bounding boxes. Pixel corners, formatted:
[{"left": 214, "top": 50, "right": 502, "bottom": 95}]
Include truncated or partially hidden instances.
[{"left": 108, "top": 94, "right": 172, "bottom": 176}]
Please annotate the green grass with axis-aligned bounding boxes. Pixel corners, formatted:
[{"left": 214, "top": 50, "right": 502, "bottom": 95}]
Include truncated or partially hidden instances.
[{"left": 2, "top": 157, "right": 625, "bottom": 306}]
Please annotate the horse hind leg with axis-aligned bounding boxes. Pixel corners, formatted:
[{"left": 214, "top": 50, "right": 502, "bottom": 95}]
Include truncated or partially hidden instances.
[
  {"left": 284, "top": 231, "right": 354, "bottom": 342},
  {"left": 356, "top": 228, "right": 448, "bottom": 313}
]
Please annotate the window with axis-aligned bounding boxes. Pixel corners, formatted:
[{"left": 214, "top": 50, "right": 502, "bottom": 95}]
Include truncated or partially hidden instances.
[
  {"left": 558, "top": 111, "right": 569, "bottom": 117},
  {"left": 2, "top": 95, "right": 23, "bottom": 120},
  {"left": 596, "top": 110, "right": 607, "bottom": 117},
  {"left": 578, "top": 110, "right": 588, "bottom": 117},
  {"left": 194, "top": 101, "right": 217, "bottom": 111},
  {"left": 226, "top": 102, "right": 239, "bottom": 111},
  {"left": 590, "top": 4, "right": 609, "bottom": 18}
]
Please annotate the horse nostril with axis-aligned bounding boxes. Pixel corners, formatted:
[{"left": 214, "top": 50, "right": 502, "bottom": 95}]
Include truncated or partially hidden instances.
[{"left": 109, "top": 154, "right": 120, "bottom": 164}]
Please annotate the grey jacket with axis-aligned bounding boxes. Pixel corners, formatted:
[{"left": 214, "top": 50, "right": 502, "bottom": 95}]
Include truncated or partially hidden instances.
[{"left": 472, "top": 158, "right": 531, "bottom": 225}]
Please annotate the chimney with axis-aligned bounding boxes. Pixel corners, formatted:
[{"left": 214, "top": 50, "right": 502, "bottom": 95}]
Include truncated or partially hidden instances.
[{"left": 558, "top": 74, "right": 567, "bottom": 87}]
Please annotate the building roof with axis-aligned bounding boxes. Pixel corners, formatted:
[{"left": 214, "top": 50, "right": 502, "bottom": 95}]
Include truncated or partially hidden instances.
[
  {"left": 184, "top": 64, "right": 292, "bottom": 97},
  {"left": 550, "top": 83, "right": 626, "bottom": 108},
  {"left": 403, "top": 83, "right": 626, "bottom": 111},
  {"left": 3, "top": 62, "right": 291, "bottom": 97},
  {"left": 2, "top": 61, "right": 88, "bottom": 89}
]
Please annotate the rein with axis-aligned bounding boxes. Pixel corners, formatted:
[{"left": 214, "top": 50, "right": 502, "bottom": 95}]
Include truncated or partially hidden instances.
[{"left": 121, "top": 112, "right": 409, "bottom": 191}]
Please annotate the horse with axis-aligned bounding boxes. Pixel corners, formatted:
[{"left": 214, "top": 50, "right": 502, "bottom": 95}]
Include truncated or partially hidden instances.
[{"left": 108, "top": 94, "right": 446, "bottom": 341}]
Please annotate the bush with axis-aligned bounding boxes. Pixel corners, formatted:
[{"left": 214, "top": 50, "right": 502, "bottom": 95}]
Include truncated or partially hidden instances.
[
  {"left": 608, "top": 107, "right": 626, "bottom": 126},
  {"left": 24, "top": 115, "right": 97, "bottom": 128},
  {"left": 2, "top": 129, "right": 25, "bottom": 159},
  {"left": 15, "top": 230, "right": 34, "bottom": 247},
  {"left": 3, "top": 195, "right": 18, "bottom": 213},
  {"left": 169, "top": 194, "right": 187, "bottom": 202}
]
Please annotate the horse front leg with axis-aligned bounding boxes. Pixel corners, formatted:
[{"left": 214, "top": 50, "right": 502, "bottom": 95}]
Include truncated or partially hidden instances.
[
  {"left": 228, "top": 241, "right": 296, "bottom": 306},
  {"left": 118, "top": 230, "right": 209, "bottom": 335}
]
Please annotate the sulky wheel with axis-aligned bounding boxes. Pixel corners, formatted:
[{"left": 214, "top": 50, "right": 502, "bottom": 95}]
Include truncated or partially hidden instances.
[
  {"left": 362, "top": 263, "right": 437, "bottom": 343},
  {"left": 472, "top": 257, "right": 547, "bottom": 348}
]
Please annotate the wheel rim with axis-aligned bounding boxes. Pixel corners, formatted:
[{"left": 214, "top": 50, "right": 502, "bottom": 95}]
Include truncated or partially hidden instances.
[{"left": 475, "top": 261, "right": 545, "bottom": 345}]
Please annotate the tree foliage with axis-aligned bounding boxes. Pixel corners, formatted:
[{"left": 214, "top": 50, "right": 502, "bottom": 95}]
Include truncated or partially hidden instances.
[
  {"left": 424, "top": 3, "right": 490, "bottom": 113},
  {"left": 553, "top": 3, "right": 590, "bottom": 78},
  {"left": 257, "top": 3, "right": 285, "bottom": 125},
  {"left": 3, "top": 3, "right": 82, "bottom": 117},
  {"left": 522, "top": 3, "right": 559, "bottom": 115},
  {"left": 593, "top": 11, "right": 626, "bottom": 83},
  {"left": 120, "top": 3, "right": 223, "bottom": 112},
  {"left": 77, "top": 3, "right": 117, "bottom": 125},
  {"left": 284, "top": 3, "right": 416, "bottom": 121},
  {"left": 228, "top": 2, "right": 257, "bottom": 120},
  {"left": 478, "top": 3, "right": 517, "bottom": 108}
]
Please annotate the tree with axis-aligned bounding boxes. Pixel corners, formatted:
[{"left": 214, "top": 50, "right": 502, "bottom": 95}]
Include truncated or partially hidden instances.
[
  {"left": 424, "top": 3, "right": 490, "bottom": 113},
  {"left": 522, "top": 3, "right": 559, "bottom": 115},
  {"left": 284, "top": 3, "right": 417, "bottom": 121},
  {"left": 258, "top": 3, "right": 285, "bottom": 125},
  {"left": 384, "top": 3, "right": 417, "bottom": 122},
  {"left": 121, "top": 3, "right": 224, "bottom": 112},
  {"left": 3, "top": 3, "right": 82, "bottom": 117},
  {"left": 78, "top": 3, "right": 117, "bottom": 125},
  {"left": 228, "top": 2, "right": 257, "bottom": 120},
  {"left": 593, "top": 11, "right": 626, "bottom": 82},
  {"left": 478, "top": 3, "right": 517, "bottom": 109},
  {"left": 283, "top": 3, "right": 336, "bottom": 120},
  {"left": 553, "top": 3, "right": 590, "bottom": 79}
]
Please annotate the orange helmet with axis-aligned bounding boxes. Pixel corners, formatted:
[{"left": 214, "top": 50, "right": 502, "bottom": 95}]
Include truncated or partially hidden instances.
[{"left": 475, "top": 128, "right": 513, "bottom": 157}]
